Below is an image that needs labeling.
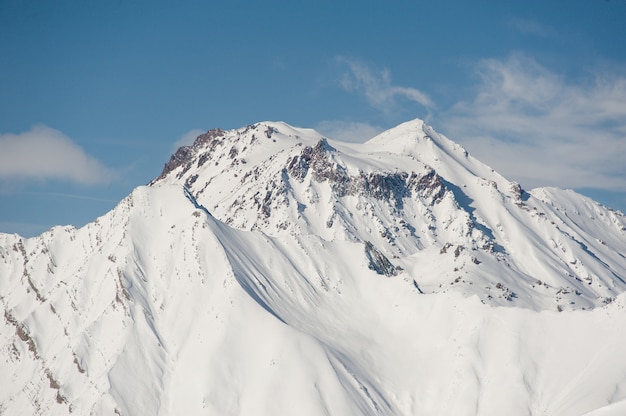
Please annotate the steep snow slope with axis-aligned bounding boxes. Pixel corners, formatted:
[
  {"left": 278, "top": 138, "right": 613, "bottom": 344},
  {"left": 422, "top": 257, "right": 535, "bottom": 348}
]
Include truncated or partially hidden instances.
[{"left": 2, "top": 119, "right": 626, "bottom": 415}]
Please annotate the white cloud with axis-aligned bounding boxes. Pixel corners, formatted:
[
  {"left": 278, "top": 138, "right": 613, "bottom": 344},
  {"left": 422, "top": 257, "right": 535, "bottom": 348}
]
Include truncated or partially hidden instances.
[
  {"left": 315, "top": 120, "right": 384, "bottom": 143},
  {"left": 172, "top": 128, "right": 205, "bottom": 150},
  {"left": 441, "top": 54, "right": 626, "bottom": 191},
  {"left": 337, "top": 57, "right": 434, "bottom": 112},
  {"left": 0, "top": 125, "right": 113, "bottom": 185}
]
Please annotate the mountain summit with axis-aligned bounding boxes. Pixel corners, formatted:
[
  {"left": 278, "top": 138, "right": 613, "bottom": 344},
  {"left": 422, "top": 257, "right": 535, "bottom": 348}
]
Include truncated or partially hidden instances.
[
  {"left": 154, "top": 119, "right": 626, "bottom": 311},
  {"left": 2, "top": 119, "right": 626, "bottom": 415}
]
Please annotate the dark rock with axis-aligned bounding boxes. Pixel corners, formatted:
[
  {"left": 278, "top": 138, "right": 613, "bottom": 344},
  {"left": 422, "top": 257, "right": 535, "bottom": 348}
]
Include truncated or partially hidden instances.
[
  {"left": 285, "top": 140, "right": 447, "bottom": 208},
  {"left": 154, "top": 128, "right": 226, "bottom": 183},
  {"left": 364, "top": 241, "right": 398, "bottom": 277},
  {"left": 407, "top": 169, "right": 446, "bottom": 203}
]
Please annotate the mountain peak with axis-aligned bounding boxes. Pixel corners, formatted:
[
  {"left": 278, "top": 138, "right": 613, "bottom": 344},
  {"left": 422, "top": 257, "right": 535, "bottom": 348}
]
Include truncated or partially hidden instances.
[
  {"left": 148, "top": 119, "right": 626, "bottom": 312},
  {"left": 2, "top": 118, "right": 626, "bottom": 415}
]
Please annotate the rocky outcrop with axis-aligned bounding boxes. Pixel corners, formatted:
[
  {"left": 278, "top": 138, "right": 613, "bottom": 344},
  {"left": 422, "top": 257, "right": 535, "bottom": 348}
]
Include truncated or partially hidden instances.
[
  {"left": 156, "top": 146, "right": 194, "bottom": 182},
  {"left": 364, "top": 241, "right": 398, "bottom": 277},
  {"left": 154, "top": 128, "right": 226, "bottom": 182},
  {"left": 286, "top": 139, "right": 447, "bottom": 207}
]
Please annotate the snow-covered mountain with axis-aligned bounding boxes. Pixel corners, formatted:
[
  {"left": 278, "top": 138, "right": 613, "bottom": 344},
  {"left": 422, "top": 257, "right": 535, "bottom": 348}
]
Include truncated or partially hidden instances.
[{"left": 2, "top": 119, "right": 626, "bottom": 415}]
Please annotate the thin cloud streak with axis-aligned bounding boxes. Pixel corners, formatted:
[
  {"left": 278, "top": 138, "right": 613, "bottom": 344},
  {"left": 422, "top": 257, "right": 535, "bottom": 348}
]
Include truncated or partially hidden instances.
[
  {"left": 0, "top": 125, "right": 113, "bottom": 185},
  {"left": 315, "top": 120, "right": 383, "bottom": 143},
  {"left": 337, "top": 57, "right": 434, "bottom": 112},
  {"left": 441, "top": 54, "right": 626, "bottom": 191},
  {"left": 21, "top": 191, "right": 118, "bottom": 203},
  {"left": 172, "top": 128, "right": 205, "bottom": 151},
  {"left": 509, "top": 18, "right": 558, "bottom": 38}
]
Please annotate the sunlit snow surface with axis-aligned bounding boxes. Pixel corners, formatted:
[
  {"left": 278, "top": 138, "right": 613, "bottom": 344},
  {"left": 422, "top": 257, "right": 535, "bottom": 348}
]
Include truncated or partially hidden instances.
[{"left": 2, "top": 119, "right": 626, "bottom": 415}]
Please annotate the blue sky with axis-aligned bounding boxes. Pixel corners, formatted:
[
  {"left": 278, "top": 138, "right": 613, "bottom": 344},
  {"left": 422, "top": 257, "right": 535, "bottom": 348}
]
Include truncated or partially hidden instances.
[{"left": 1, "top": 0, "right": 626, "bottom": 237}]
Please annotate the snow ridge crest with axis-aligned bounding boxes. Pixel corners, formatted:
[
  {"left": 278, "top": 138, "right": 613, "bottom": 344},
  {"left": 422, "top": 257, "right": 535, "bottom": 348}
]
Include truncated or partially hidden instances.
[
  {"left": 2, "top": 118, "right": 626, "bottom": 416},
  {"left": 151, "top": 119, "right": 626, "bottom": 312}
]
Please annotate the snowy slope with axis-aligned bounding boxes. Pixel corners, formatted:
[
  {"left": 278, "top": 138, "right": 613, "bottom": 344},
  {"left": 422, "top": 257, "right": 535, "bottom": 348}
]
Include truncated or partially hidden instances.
[
  {"left": 156, "top": 119, "right": 626, "bottom": 311},
  {"left": 1, "top": 119, "right": 626, "bottom": 415}
]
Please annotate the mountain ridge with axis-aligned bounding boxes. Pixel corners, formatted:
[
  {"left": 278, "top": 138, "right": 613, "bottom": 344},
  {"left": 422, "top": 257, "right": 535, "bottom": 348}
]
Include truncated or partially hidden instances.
[
  {"left": 152, "top": 119, "right": 626, "bottom": 311},
  {"left": 2, "top": 118, "right": 626, "bottom": 415}
]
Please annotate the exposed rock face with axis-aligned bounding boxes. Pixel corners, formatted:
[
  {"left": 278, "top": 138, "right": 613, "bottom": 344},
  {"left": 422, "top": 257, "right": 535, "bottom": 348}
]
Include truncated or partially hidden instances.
[
  {"left": 364, "top": 241, "right": 398, "bottom": 277},
  {"left": 3, "top": 119, "right": 626, "bottom": 416},
  {"left": 149, "top": 120, "right": 626, "bottom": 313},
  {"left": 155, "top": 128, "right": 226, "bottom": 181},
  {"left": 409, "top": 170, "right": 447, "bottom": 203},
  {"left": 157, "top": 145, "right": 194, "bottom": 181},
  {"left": 286, "top": 139, "right": 447, "bottom": 206},
  {"left": 287, "top": 139, "right": 344, "bottom": 184}
]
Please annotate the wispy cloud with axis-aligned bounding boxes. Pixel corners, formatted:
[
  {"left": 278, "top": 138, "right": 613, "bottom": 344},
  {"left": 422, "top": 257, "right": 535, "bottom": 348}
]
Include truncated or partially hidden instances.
[
  {"left": 315, "top": 120, "right": 384, "bottom": 143},
  {"left": 509, "top": 18, "right": 558, "bottom": 38},
  {"left": 337, "top": 57, "right": 434, "bottom": 113},
  {"left": 441, "top": 53, "right": 626, "bottom": 190},
  {"left": 0, "top": 125, "right": 113, "bottom": 185},
  {"left": 172, "top": 128, "right": 205, "bottom": 151},
  {"left": 21, "top": 191, "right": 118, "bottom": 203}
]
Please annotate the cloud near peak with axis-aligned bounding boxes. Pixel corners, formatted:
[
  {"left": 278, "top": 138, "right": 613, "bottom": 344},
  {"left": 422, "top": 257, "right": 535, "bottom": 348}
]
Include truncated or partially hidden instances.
[
  {"left": 441, "top": 54, "right": 626, "bottom": 191},
  {"left": 0, "top": 125, "right": 113, "bottom": 185},
  {"left": 332, "top": 54, "right": 626, "bottom": 192},
  {"left": 172, "top": 128, "right": 205, "bottom": 151},
  {"left": 315, "top": 120, "right": 383, "bottom": 143},
  {"left": 337, "top": 57, "right": 434, "bottom": 112}
]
